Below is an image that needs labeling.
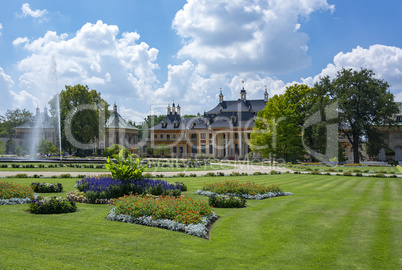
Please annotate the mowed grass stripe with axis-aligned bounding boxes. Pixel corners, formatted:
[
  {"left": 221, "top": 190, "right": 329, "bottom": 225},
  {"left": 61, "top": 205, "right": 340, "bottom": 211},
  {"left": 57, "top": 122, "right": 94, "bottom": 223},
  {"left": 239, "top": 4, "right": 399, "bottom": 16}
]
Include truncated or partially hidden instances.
[
  {"left": 370, "top": 179, "right": 401, "bottom": 270},
  {"left": 334, "top": 180, "right": 386, "bottom": 269},
  {"left": 285, "top": 177, "right": 376, "bottom": 269}
]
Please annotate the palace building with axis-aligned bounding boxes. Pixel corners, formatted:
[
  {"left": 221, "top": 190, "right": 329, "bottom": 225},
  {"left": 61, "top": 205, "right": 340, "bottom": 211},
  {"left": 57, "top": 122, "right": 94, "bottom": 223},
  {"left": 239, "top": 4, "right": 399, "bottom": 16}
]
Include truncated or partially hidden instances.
[{"left": 148, "top": 87, "right": 268, "bottom": 159}]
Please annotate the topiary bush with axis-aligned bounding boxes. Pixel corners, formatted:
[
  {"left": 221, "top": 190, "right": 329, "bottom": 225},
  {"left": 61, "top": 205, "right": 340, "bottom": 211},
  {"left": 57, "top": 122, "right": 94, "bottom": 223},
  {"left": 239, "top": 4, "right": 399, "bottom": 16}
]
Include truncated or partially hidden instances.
[
  {"left": 31, "top": 182, "right": 63, "bottom": 193},
  {"left": 208, "top": 194, "right": 246, "bottom": 208},
  {"left": 28, "top": 197, "right": 77, "bottom": 214}
]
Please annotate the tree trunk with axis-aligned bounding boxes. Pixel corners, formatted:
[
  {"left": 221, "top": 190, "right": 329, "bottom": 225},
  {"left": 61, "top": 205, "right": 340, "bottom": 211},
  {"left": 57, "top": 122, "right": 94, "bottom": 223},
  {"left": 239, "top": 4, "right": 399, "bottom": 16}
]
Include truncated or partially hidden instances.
[{"left": 352, "top": 141, "right": 360, "bottom": 164}]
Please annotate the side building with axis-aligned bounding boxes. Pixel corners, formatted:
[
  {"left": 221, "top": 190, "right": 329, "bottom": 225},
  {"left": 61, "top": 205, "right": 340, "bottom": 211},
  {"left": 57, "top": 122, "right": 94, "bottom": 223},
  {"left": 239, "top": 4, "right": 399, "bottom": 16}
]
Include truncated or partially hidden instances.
[
  {"left": 148, "top": 87, "right": 268, "bottom": 159},
  {"left": 10, "top": 104, "right": 139, "bottom": 155}
]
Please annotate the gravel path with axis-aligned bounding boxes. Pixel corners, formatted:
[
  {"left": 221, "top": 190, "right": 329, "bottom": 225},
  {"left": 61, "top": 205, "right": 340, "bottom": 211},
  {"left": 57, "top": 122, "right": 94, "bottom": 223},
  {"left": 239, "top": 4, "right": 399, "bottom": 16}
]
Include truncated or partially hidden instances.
[{"left": 0, "top": 163, "right": 293, "bottom": 178}]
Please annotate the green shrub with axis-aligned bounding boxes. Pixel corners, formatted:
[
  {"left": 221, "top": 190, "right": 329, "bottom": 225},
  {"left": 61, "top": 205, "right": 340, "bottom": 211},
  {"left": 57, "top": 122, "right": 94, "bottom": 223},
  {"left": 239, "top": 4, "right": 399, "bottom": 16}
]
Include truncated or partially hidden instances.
[
  {"left": 343, "top": 172, "right": 352, "bottom": 176},
  {"left": 28, "top": 197, "right": 77, "bottom": 214},
  {"left": 208, "top": 194, "right": 246, "bottom": 208},
  {"left": 174, "top": 182, "right": 188, "bottom": 191},
  {"left": 31, "top": 182, "right": 63, "bottom": 193},
  {"left": 60, "top": 174, "right": 71, "bottom": 178},
  {"left": 205, "top": 172, "right": 215, "bottom": 177},
  {"left": 15, "top": 173, "right": 28, "bottom": 178},
  {"left": 105, "top": 150, "right": 146, "bottom": 181}
]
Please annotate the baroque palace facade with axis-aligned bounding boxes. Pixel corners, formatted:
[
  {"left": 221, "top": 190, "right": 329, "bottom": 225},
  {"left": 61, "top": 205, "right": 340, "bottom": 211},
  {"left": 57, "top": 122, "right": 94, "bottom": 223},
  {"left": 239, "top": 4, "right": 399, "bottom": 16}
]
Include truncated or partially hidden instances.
[{"left": 148, "top": 87, "right": 268, "bottom": 159}]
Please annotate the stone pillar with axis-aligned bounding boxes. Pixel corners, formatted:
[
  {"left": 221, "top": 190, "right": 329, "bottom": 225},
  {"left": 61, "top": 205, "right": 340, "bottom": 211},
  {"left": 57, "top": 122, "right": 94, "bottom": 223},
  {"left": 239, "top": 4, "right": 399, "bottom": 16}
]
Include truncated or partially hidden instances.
[
  {"left": 225, "top": 133, "right": 228, "bottom": 158},
  {"left": 239, "top": 131, "right": 242, "bottom": 158}
]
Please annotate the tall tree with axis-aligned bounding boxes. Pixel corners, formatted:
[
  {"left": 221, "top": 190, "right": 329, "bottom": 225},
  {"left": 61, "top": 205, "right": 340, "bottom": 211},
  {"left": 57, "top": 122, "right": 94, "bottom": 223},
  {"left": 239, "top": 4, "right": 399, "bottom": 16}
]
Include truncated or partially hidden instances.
[
  {"left": 316, "top": 68, "right": 398, "bottom": 163},
  {"left": 250, "top": 84, "right": 319, "bottom": 162},
  {"left": 49, "top": 84, "right": 109, "bottom": 156},
  {"left": 0, "top": 109, "right": 32, "bottom": 136}
]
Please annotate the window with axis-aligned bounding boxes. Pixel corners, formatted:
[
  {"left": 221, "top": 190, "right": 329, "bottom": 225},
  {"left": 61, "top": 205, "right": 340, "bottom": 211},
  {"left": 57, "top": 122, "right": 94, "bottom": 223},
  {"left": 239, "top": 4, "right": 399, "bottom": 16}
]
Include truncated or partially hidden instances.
[
  {"left": 201, "top": 145, "right": 206, "bottom": 154},
  {"left": 179, "top": 146, "right": 183, "bottom": 154},
  {"left": 397, "top": 116, "right": 402, "bottom": 122},
  {"left": 209, "top": 134, "right": 212, "bottom": 139},
  {"left": 160, "top": 134, "right": 164, "bottom": 139},
  {"left": 167, "top": 134, "right": 170, "bottom": 140},
  {"left": 173, "top": 146, "right": 177, "bottom": 153},
  {"left": 201, "top": 133, "right": 206, "bottom": 139},
  {"left": 209, "top": 145, "right": 213, "bottom": 154},
  {"left": 172, "top": 134, "right": 177, "bottom": 139},
  {"left": 179, "top": 134, "right": 183, "bottom": 139},
  {"left": 154, "top": 134, "right": 157, "bottom": 139}
]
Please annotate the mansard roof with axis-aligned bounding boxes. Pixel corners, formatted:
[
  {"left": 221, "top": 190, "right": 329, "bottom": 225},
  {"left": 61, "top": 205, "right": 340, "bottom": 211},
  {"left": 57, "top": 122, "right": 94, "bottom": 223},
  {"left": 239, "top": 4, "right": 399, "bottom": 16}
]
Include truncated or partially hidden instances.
[
  {"left": 205, "top": 99, "right": 266, "bottom": 115},
  {"left": 13, "top": 109, "right": 54, "bottom": 130},
  {"left": 106, "top": 109, "right": 139, "bottom": 130}
]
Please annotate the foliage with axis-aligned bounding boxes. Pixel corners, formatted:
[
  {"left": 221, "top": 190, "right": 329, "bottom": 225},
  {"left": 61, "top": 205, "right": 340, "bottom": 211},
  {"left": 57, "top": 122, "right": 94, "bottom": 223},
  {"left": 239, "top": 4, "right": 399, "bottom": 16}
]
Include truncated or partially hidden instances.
[
  {"left": 208, "top": 194, "right": 246, "bottom": 208},
  {"left": 103, "top": 144, "right": 130, "bottom": 158},
  {"left": 105, "top": 149, "right": 147, "bottom": 181},
  {"left": 316, "top": 68, "right": 398, "bottom": 163},
  {"left": 0, "top": 141, "right": 5, "bottom": 155},
  {"left": 37, "top": 137, "right": 57, "bottom": 154},
  {"left": 31, "top": 182, "right": 63, "bottom": 193},
  {"left": 200, "top": 180, "right": 282, "bottom": 196},
  {"left": 250, "top": 84, "right": 320, "bottom": 162},
  {"left": 75, "top": 176, "right": 182, "bottom": 203},
  {"left": 0, "top": 108, "right": 32, "bottom": 137},
  {"left": 48, "top": 84, "right": 109, "bottom": 156},
  {"left": 154, "top": 144, "right": 171, "bottom": 157},
  {"left": 113, "top": 194, "right": 213, "bottom": 225},
  {"left": 135, "top": 115, "right": 166, "bottom": 141},
  {"left": 0, "top": 181, "right": 34, "bottom": 199},
  {"left": 28, "top": 197, "right": 77, "bottom": 214}
]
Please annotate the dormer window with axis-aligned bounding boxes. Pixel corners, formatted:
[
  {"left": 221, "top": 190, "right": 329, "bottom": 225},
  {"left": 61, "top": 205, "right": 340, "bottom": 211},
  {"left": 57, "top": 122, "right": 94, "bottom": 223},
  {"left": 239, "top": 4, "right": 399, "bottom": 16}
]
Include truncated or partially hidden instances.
[
  {"left": 161, "top": 121, "right": 167, "bottom": 128},
  {"left": 173, "top": 120, "right": 179, "bottom": 128}
]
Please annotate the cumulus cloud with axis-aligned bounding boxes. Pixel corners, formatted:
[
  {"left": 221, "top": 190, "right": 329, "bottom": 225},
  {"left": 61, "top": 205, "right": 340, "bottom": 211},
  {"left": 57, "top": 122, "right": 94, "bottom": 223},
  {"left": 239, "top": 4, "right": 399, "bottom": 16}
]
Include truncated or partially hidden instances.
[
  {"left": 0, "top": 67, "right": 16, "bottom": 115},
  {"left": 13, "top": 20, "right": 159, "bottom": 110},
  {"left": 303, "top": 45, "right": 402, "bottom": 92},
  {"left": 12, "top": 37, "right": 29, "bottom": 46},
  {"left": 21, "top": 3, "right": 47, "bottom": 18},
  {"left": 153, "top": 60, "right": 288, "bottom": 115},
  {"left": 172, "top": 0, "right": 334, "bottom": 74}
]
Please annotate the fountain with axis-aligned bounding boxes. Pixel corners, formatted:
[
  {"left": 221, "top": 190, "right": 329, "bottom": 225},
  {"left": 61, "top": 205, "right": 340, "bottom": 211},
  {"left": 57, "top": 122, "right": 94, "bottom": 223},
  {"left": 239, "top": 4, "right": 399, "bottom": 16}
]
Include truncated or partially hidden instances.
[{"left": 56, "top": 93, "right": 62, "bottom": 160}]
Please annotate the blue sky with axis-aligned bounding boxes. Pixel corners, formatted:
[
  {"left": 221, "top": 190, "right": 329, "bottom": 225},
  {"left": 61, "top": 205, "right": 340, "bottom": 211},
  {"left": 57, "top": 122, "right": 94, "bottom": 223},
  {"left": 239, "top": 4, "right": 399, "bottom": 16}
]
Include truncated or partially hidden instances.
[{"left": 1, "top": 0, "right": 402, "bottom": 123}]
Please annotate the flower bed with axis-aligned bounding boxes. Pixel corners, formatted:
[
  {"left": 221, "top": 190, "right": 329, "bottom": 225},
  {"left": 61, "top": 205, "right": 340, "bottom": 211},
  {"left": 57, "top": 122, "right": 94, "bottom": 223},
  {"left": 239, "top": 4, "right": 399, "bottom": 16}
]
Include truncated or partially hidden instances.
[
  {"left": 31, "top": 182, "right": 63, "bottom": 193},
  {"left": 196, "top": 180, "right": 293, "bottom": 200},
  {"left": 0, "top": 181, "right": 37, "bottom": 205},
  {"left": 73, "top": 177, "right": 184, "bottom": 203},
  {"left": 208, "top": 194, "right": 246, "bottom": 208},
  {"left": 106, "top": 194, "right": 217, "bottom": 238},
  {"left": 28, "top": 197, "right": 77, "bottom": 214}
]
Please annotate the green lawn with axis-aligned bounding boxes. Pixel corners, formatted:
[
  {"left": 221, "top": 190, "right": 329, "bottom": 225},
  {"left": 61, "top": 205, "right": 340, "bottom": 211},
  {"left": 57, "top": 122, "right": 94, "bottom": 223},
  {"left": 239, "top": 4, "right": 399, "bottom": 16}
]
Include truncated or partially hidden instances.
[
  {"left": 0, "top": 174, "right": 401, "bottom": 269},
  {"left": 288, "top": 164, "right": 401, "bottom": 174}
]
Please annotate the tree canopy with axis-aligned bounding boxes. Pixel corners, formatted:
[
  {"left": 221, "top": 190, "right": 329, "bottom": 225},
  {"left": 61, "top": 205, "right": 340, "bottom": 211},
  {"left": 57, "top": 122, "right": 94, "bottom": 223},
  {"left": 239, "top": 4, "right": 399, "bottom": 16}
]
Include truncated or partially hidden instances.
[
  {"left": 0, "top": 109, "right": 32, "bottom": 137},
  {"left": 250, "top": 84, "right": 319, "bottom": 162},
  {"left": 49, "top": 84, "right": 109, "bottom": 156},
  {"left": 315, "top": 68, "right": 398, "bottom": 163}
]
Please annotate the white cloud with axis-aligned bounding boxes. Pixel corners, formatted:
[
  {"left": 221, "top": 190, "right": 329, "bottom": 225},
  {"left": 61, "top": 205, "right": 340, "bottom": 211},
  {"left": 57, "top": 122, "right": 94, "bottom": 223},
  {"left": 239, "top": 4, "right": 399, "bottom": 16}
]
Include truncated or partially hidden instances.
[
  {"left": 0, "top": 23, "right": 3, "bottom": 36},
  {"left": 172, "top": 0, "right": 334, "bottom": 74},
  {"left": 303, "top": 45, "right": 402, "bottom": 91},
  {"left": 21, "top": 3, "right": 47, "bottom": 18},
  {"left": 12, "top": 37, "right": 29, "bottom": 46},
  {"left": 13, "top": 20, "right": 159, "bottom": 112}
]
